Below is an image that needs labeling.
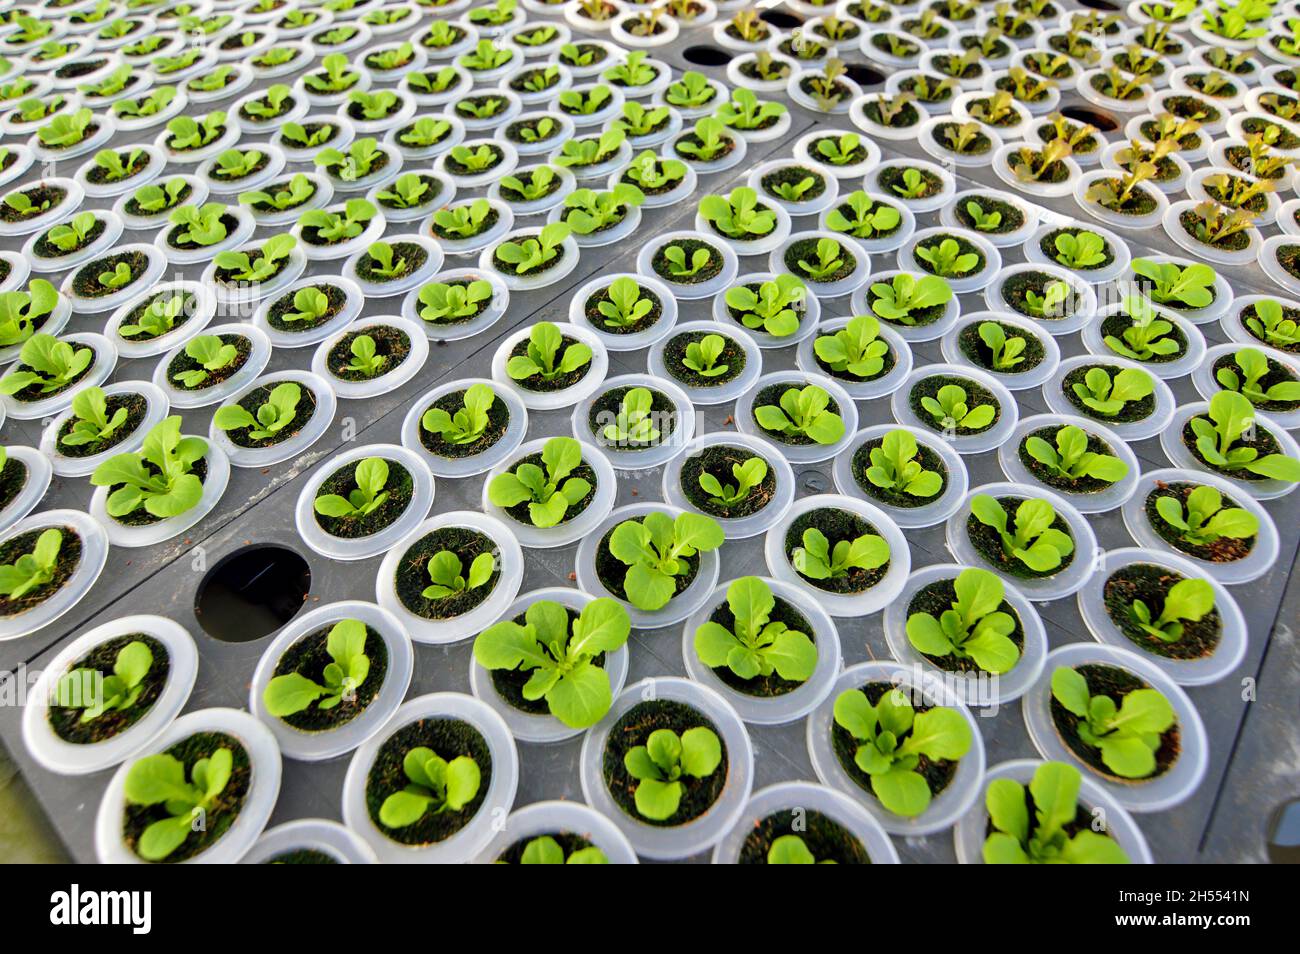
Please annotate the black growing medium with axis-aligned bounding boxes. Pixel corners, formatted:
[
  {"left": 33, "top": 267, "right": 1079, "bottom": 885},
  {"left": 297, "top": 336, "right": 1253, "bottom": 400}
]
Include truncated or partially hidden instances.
[
  {"left": 273, "top": 625, "right": 389, "bottom": 731},
  {"left": 365, "top": 718, "right": 491, "bottom": 845},
  {"left": 0, "top": 455, "right": 28, "bottom": 513},
  {"left": 967, "top": 497, "right": 1075, "bottom": 580},
  {"left": 784, "top": 508, "right": 889, "bottom": 594},
  {"left": 1049, "top": 665, "right": 1180, "bottom": 781},
  {"left": 419, "top": 390, "right": 509, "bottom": 458},
  {"left": 326, "top": 326, "right": 411, "bottom": 382},
  {"left": 0, "top": 527, "right": 82, "bottom": 618},
  {"left": 679, "top": 445, "right": 776, "bottom": 520},
  {"left": 55, "top": 393, "right": 147, "bottom": 458},
  {"left": 122, "top": 732, "right": 250, "bottom": 863},
  {"left": 601, "top": 700, "right": 727, "bottom": 827},
  {"left": 393, "top": 527, "right": 501, "bottom": 620},
  {"left": 313, "top": 459, "right": 414, "bottom": 538},
  {"left": 907, "top": 580, "right": 1024, "bottom": 674},
  {"left": 1143, "top": 483, "right": 1255, "bottom": 564},
  {"left": 957, "top": 321, "right": 1045, "bottom": 374},
  {"left": 738, "top": 808, "right": 870, "bottom": 864},
  {"left": 663, "top": 331, "right": 746, "bottom": 388},
  {"left": 832, "top": 683, "right": 957, "bottom": 800},
  {"left": 48, "top": 635, "right": 170, "bottom": 745},
  {"left": 1101, "top": 564, "right": 1222, "bottom": 661}
]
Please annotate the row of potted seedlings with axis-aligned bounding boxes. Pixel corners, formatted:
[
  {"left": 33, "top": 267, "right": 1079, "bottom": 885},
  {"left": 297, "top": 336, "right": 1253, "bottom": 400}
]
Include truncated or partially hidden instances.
[{"left": 0, "top": 0, "right": 1288, "bottom": 865}]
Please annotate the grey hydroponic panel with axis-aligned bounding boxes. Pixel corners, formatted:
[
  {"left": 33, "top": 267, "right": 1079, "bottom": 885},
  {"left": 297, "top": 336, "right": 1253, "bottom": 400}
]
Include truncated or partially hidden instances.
[{"left": 0, "top": 0, "right": 1296, "bottom": 864}]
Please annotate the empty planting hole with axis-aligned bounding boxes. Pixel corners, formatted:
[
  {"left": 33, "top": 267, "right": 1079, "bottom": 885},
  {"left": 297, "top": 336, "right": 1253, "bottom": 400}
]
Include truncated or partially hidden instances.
[
  {"left": 760, "top": 9, "right": 803, "bottom": 28},
  {"left": 1076, "top": 0, "right": 1120, "bottom": 9},
  {"left": 1061, "top": 104, "right": 1120, "bottom": 132},
  {"left": 683, "top": 44, "right": 731, "bottom": 67},
  {"left": 845, "top": 64, "right": 885, "bottom": 87},
  {"left": 1268, "top": 799, "right": 1300, "bottom": 863},
  {"left": 195, "top": 545, "right": 311, "bottom": 642}
]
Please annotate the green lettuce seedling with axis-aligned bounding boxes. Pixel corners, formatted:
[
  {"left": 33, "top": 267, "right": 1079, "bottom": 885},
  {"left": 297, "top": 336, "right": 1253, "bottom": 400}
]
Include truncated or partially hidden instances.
[
  {"left": 212, "top": 234, "right": 296, "bottom": 283},
  {"left": 870, "top": 273, "right": 952, "bottom": 325},
  {"left": 915, "top": 237, "right": 979, "bottom": 277},
  {"left": 964, "top": 200, "right": 1002, "bottom": 231},
  {"left": 45, "top": 212, "right": 98, "bottom": 253},
  {"left": 864, "top": 429, "right": 943, "bottom": 498},
  {"left": 377, "top": 173, "right": 435, "bottom": 210},
  {"left": 488, "top": 436, "right": 591, "bottom": 528},
  {"left": 1050, "top": 666, "right": 1175, "bottom": 778},
  {"left": 211, "top": 148, "right": 264, "bottom": 180},
  {"left": 97, "top": 262, "right": 135, "bottom": 290},
  {"left": 1243, "top": 298, "right": 1300, "bottom": 349},
  {"left": 624, "top": 150, "right": 686, "bottom": 191},
  {"left": 1022, "top": 280, "right": 1070, "bottom": 319},
  {"left": 623, "top": 726, "right": 722, "bottom": 820},
  {"left": 906, "top": 567, "right": 1019, "bottom": 673},
  {"left": 825, "top": 191, "right": 902, "bottom": 239},
  {"left": 920, "top": 383, "right": 995, "bottom": 431},
  {"left": 517, "top": 837, "right": 608, "bottom": 864},
  {"left": 240, "top": 174, "right": 316, "bottom": 213},
  {"left": 474, "top": 596, "right": 630, "bottom": 728},
  {"left": 421, "top": 382, "right": 494, "bottom": 445},
  {"left": 554, "top": 128, "right": 624, "bottom": 168},
  {"left": 493, "top": 222, "right": 570, "bottom": 274},
  {"left": 432, "top": 198, "right": 492, "bottom": 238},
  {"left": 716, "top": 87, "right": 786, "bottom": 130},
  {"left": 1128, "top": 576, "right": 1215, "bottom": 643},
  {"left": 298, "top": 198, "right": 376, "bottom": 243},
  {"left": 0, "top": 333, "right": 93, "bottom": 395},
  {"left": 421, "top": 549, "right": 495, "bottom": 600},
  {"left": 506, "top": 321, "right": 591, "bottom": 382},
  {"left": 832, "top": 686, "right": 972, "bottom": 816},
  {"left": 1154, "top": 485, "right": 1258, "bottom": 546},
  {"left": 1104, "top": 296, "right": 1180, "bottom": 361},
  {"left": 563, "top": 184, "right": 643, "bottom": 235},
  {"left": 1054, "top": 231, "right": 1108, "bottom": 268},
  {"left": 213, "top": 382, "right": 301, "bottom": 440},
  {"left": 796, "top": 238, "right": 846, "bottom": 281},
  {"left": 682, "top": 333, "right": 729, "bottom": 378},
  {"left": 400, "top": 117, "right": 452, "bottom": 148},
  {"left": 979, "top": 322, "right": 1026, "bottom": 371},
  {"left": 814, "top": 314, "right": 889, "bottom": 378},
  {"left": 169, "top": 203, "right": 228, "bottom": 247},
  {"left": 0, "top": 279, "right": 59, "bottom": 348},
  {"left": 768, "top": 834, "right": 834, "bottom": 864},
  {"left": 970, "top": 494, "right": 1074, "bottom": 572},
  {"left": 132, "top": 177, "right": 189, "bottom": 215},
  {"left": 1190, "top": 391, "right": 1300, "bottom": 481},
  {"left": 1070, "top": 366, "right": 1153, "bottom": 417},
  {"left": 608, "top": 511, "right": 724, "bottom": 610},
  {"left": 699, "top": 455, "right": 766, "bottom": 506},
  {"left": 55, "top": 640, "right": 153, "bottom": 723},
  {"left": 313, "top": 457, "right": 390, "bottom": 520},
  {"left": 263, "top": 618, "right": 370, "bottom": 716},
  {"left": 165, "top": 112, "right": 227, "bottom": 151},
  {"left": 90, "top": 417, "right": 207, "bottom": 519},
  {"left": 594, "top": 276, "right": 652, "bottom": 329},
  {"left": 345, "top": 335, "right": 385, "bottom": 377},
  {"left": 983, "top": 761, "right": 1130, "bottom": 863},
  {"left": 754, "top": 385, "right": 845, "bottom": 444},
  {"left": 172, "top": 335, "right": 237, "bottom": 388},
  {"left": 60, "top": 386, "right": 128, "bottom": 448},
  {"left": 694, "top": 576, "right": 817, "bottom": 683},
  {"left": 1131, "top": 257, "right": 1215, "bottom": 308},
  {"left": 418, "top": 280, "right": 492, "bottom": 323},
  {"left": 378, "top": 747, "right": 481, "bottom": 828},
  {"left": 282, "top": 287, "right": 330, "bottom": 324},
  {"left": 0, "top": 528, "right": 62, "bottom": 600},
  {"left": 281, "top": 121, "right": 336, "bottom": 149},
  {"left": 1215, "top": 347, "right": 1300, "bottom": 406},
  {"left": 315, "top": 138, "right": 385, "bottom": 181},
  {"left": 699, "top": 186, "right": 776, "bottom": 239},
  {"left": 666, "top": 71, "right": 715, "bottom": 108},
  {"left": 1024, "top": 425, "right": 1129, "bottom": 483},
  {"left": 558, "top": 84, "right": 613, "bottom": 116},
  {"left": 601, "top": 387, "right": 659, "bottom": 444},
  {"left": 724, "top": 274, "right": 805, "bottom": 337},
  {"left": 123, "top": 746, "right": 234, "bottom": 860},
  {"left": 792, "top": 526, "right": 889, "bottom": 580}
]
